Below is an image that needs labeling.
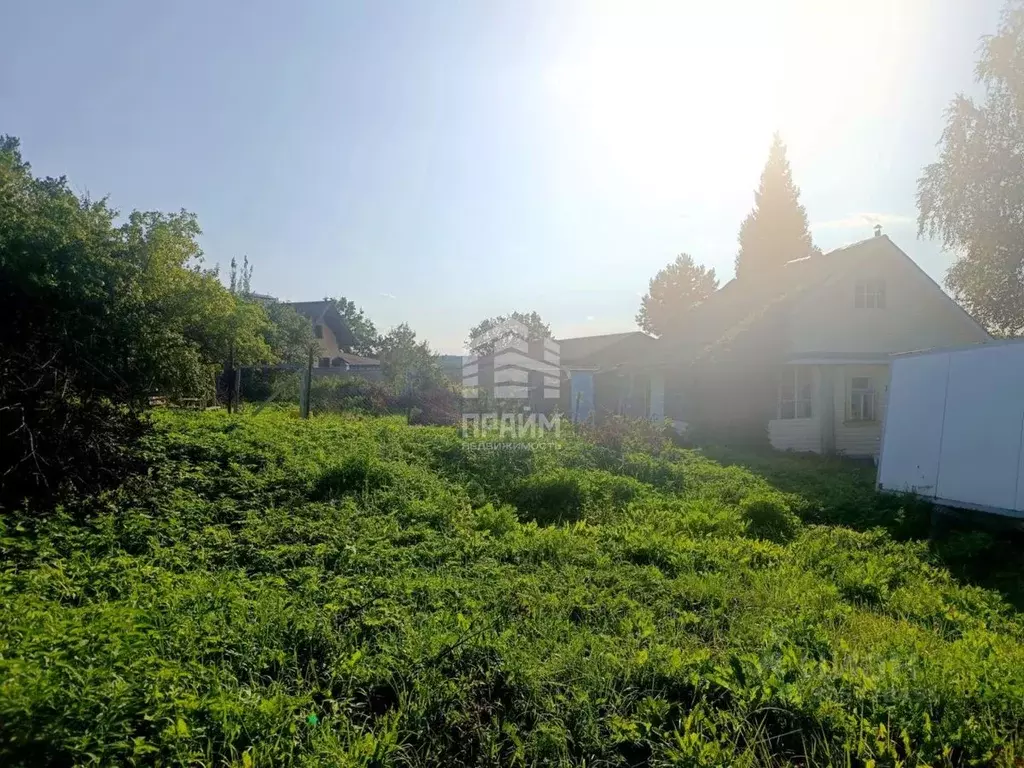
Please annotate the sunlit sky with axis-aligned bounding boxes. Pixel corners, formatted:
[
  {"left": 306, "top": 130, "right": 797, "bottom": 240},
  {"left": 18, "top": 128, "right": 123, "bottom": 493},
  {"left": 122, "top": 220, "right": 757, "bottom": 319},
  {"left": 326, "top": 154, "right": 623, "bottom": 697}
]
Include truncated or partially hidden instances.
[{"left": 3, "top": 0, "right": 1003, "bottom": 352}]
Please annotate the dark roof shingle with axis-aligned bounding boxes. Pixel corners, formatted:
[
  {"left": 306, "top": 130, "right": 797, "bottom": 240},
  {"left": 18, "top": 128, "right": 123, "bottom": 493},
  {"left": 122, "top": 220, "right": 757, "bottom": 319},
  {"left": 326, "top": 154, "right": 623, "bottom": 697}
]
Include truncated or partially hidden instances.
[
  {"left": 632, "top": 236, "right": 894, "bottom": 367},
  {"left": 336, "top": 352, "right": 380, "bottom": 367},
  {"left": 556, "top": 331, "right": 651, "bottom": 362}
]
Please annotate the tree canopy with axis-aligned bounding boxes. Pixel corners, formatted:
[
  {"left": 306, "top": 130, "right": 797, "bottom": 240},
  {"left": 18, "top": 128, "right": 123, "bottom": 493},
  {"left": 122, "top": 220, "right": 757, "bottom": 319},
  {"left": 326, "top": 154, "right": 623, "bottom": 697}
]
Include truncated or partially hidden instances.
[
  {"left": 636, "top": 253, "right": 718, "bottom": 337},
  {"left": 327, "top": 296, "right": 378, "bottom": 356},
  {"left": 0, "top": 136, "right": 273, "bottom": 505},
  {"left": 734, "top": 133, "right": 816, "bottom": 281},
  {"left": 467, "top": 311, "right": 551, "bottom": 354},
  {"left": 263, "top": 301, "right": 317, "bottom": 365},
  {"left": 377, "top": 323, "right": 446, "bottom": 392},
  {"left": 917, "top": 1, "right": 1024, "bottom": 335}
]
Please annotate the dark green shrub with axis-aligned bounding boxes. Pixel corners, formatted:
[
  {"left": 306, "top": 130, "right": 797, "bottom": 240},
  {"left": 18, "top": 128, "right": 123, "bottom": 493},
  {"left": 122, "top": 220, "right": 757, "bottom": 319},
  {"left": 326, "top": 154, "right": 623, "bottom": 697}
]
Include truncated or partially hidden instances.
[
  {"left": 935, "top": 529, "right": 997, "bottom": 565},
  {"left": 444, "top": 440, "right": 538, "bottom": 501},
  {"left": 309, "top": 376, "right": 394, "bottom": 415},
  {"left": 472, "top": 503, "right": 520, "bottom": 536},
  {"left": 740, "top": 494, "right": 800, "bottom": 542},
  {"left": 239, "top": 367, "right": 300, "bottom": 402},
  {"left": 513, "top": 469, "right": 645, "bottom": 526},
  {"left": 0, "top": 137, "right": 274, "bottom": 511},
  {"left": 400, "top": 386, "right": 462, "bottom": 426},
  {"left": 514, "top": 470, "right": 586, "bottom": 525},
  {"left": 619, "top": 452, "right": 685, "bottom": 491},
  {"left": 581, "top": 470, "right": 646, "bottom": 512},
  {"left": 312, "top": 453, "right": 391, "bottom": 498},
  {"left": 886, "top": 495, "right": 934, "bottom": 539},
  {"left": 578, "top": 415, "right": 670, "bottom": 456}
]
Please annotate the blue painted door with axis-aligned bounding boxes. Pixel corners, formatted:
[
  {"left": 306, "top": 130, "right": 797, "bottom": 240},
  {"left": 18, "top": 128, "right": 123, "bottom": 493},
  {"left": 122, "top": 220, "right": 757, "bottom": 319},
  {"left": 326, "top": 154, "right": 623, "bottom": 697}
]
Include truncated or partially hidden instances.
[{"left": 570, "top": 371, "right": 595, "bottom": 423}]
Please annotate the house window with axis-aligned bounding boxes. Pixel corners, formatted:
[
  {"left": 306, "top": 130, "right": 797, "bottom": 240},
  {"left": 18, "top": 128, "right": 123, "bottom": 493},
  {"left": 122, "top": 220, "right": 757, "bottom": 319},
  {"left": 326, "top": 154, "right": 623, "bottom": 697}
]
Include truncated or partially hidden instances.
[
  {"left": 313, "top": 324, "right": 324, "bottom": 339},
  {"left": 848, "top": 376, "right": 877, "bottom": 421},
  {"left": 778, "top": 366, "right": 813, "bottom": 420},
  {"left": 855, "top": 279, "right": 885, "bottom": 308},
  {"left": 318, "top": 357, "right": 331, "bottom": 368}
]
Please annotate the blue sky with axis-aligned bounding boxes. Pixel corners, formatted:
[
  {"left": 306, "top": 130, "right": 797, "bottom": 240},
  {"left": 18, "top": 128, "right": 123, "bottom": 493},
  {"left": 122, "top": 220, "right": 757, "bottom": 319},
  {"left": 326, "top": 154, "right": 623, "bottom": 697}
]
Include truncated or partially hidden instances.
[{"left": 2, "top": 0, "right": 1004, "bottom": 352}]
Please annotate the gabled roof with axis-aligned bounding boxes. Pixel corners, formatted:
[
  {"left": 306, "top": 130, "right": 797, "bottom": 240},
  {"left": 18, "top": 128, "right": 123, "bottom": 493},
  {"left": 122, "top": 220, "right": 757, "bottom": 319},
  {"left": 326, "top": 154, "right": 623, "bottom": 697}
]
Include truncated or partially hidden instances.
[
  {"left": 555, "top": 331, "right": 655, "bottom": 366},
  {"left": 629, "top": 235, "right": 987, "bottom": 368},
  {"left": 336, "top": 352, "right": 380, "bottom": 367},
  {"left": 285, "top": 300, "right": 335, "bottom": 319},
  {"left": 282, "top": 301, "right": 358, "bottom": 350}
]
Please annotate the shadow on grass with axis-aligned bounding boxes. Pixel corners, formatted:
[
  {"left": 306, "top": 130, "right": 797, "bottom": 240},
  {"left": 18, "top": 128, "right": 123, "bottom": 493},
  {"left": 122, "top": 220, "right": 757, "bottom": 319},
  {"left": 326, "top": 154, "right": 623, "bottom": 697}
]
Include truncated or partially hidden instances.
[{"left": 702, "top": 445, "right": 1024, "bottom": 611}]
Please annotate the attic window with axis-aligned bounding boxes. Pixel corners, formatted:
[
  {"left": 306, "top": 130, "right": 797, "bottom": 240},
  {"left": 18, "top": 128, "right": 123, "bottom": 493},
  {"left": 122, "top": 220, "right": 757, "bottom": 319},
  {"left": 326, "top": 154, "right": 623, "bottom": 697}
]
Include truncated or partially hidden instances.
[
  {"left": 855, "top": 279, "right": 885, "bottom": 309},
  {"left": 313, "top": 324, "right": 324, "bottom": 339}
]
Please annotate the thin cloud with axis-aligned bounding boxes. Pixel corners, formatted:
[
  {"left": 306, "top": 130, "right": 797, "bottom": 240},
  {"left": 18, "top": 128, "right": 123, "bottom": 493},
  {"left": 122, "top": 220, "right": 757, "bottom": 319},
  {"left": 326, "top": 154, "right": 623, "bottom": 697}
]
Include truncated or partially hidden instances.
[
  {"left": 811, "top": 212, "right": 915, "bottom": 231},
  {"left": 586, "top": 315, "right": 595, "bottom": 322},
  {"left": 379, "top": 292, "right": 396, "bottom": 300}
]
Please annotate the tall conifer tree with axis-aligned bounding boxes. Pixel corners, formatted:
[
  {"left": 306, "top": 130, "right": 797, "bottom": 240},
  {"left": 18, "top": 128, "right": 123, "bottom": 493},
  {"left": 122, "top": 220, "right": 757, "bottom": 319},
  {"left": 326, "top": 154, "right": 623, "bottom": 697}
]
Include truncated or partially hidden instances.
[{"left": 734, "top": 133, "right": 816, "bottom": 280}]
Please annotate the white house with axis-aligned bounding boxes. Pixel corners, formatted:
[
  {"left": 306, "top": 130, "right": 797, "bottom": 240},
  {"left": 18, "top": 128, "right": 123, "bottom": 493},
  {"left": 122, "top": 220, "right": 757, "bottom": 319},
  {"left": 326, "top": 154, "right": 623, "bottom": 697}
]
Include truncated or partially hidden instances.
[{"left": 629, "top": 232, "right": 990, "bottom": 456}]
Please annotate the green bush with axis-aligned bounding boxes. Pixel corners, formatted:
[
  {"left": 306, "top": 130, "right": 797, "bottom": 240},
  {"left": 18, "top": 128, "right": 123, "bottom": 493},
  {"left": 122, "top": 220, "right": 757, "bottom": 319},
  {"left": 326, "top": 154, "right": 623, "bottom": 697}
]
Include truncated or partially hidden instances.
[
  {"left": 935, "top": 529, "right": 997, "bottom": 564},
  {"left": 619, "top": 451, "right": 686, "bottom": 491},
  {"left": 309, "top": 375, "right": 394, "bottom": 415},
  {"left": 739, "top": 493, "right": 801, "bottom": 542},
  {"left": 0, "top": 137, "right": 272, "bottom": 509},
  {"left": 512, "top": 468, "right": 646, "bottom": 526},
  {"left": 513, "top": 469, "right": 586, "bottom": 525},
  {"left": 239, "top": 367, "right": 300, "bottom": 402},
  {"left": 2, "top": 408, "right": 1023, "bottom": 766},
  {"left": 472, "top": 503, "right": 520, "bottom": 536},
  {"left": 577, "top": 415, "right": 670, "bottom": 455}
]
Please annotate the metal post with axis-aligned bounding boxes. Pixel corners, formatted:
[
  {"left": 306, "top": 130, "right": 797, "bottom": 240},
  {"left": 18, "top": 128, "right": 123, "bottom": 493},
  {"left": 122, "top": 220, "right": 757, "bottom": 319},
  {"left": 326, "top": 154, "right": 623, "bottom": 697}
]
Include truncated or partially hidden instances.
[
  {"left": 226, "top": 342, "right": 235, "bottom": 414},
  {"left": 301, "top": 350, "right": 313, "bottom": 419}
]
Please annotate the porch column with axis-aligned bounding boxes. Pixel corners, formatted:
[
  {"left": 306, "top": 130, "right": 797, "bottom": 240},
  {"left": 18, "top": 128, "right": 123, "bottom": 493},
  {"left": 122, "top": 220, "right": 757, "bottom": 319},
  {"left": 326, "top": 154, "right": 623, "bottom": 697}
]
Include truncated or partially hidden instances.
[{"left": 819, "top": 365, "right": 836, "bottom": 453}]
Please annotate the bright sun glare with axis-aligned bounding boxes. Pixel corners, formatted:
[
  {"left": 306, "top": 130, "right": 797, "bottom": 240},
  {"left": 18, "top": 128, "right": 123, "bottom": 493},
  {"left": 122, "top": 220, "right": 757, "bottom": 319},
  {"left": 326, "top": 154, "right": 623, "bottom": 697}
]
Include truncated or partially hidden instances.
[{"left": 547, "top": 0, "right": 914, "bottom": 203}]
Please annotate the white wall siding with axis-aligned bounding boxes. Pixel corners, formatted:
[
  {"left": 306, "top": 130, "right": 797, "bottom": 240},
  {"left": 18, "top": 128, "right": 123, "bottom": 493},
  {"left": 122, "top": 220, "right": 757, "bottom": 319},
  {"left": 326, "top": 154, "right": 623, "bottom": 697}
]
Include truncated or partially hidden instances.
[
  {"left": 835, "top": 423, "right": 882, "bottom": 456},
  {"left": 769, "top": 418, "right": 822, "bottom": 453},
  {"left": 786, "top": 244, "right": 989, "bottom": 356}
]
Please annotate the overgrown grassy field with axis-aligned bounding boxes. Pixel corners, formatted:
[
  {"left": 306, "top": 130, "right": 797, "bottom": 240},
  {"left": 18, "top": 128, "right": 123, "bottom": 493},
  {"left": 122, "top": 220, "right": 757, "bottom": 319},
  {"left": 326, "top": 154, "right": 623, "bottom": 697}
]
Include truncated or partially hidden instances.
[{"left": 2, "top": 410, "right": 1024, "bottom": 766}]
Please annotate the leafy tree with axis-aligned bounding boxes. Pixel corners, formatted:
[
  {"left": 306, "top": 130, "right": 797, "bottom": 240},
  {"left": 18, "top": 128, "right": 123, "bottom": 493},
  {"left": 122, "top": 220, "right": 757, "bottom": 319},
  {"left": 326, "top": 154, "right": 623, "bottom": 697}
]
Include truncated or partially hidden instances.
[
  {"left": 917, "top": 1, "right": 1024, "bottom": 335},
  {"left": 467, "top": 311, "right": 551, "bottom": 354},
  {"left": 263, "top": 302, "right": 316, "bottom": 364},
  {"left": 221, "top": 255, "right": 274, "bottom": 382},
  {"left": 229, "top": 255, "right": 253, "bottom": 297},
  {"left": 327, "top": 296, "right": 378, "bottom": 356},
  {"left": 378, "top": 323, "right": 446, "bottom": 392},
  {"left": 636, "top": 253, "right": 718, "bottom": 336},
  {"left": 734, "top": 133, "right": 817, "bottom": 281},
  {"left": 0, "top": 136, "right": 271, "bottom": 507},
  {"left": 221, "top": 257, "right": 314, "bottom": 364}
]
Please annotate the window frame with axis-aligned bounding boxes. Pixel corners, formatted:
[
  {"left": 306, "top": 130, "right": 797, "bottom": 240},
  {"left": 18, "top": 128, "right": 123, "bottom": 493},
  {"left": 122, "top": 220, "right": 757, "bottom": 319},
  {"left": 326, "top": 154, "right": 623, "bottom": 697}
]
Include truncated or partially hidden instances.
[
  {"left": 854, "top": 279, "right": 886, "bottom": 309},
  {"left": 847, "top": 375, "right": 878, "bottom": 422},
  {"left": 313, "top": 324, "right": 324, "bottom": 339},
  {"left": 777, "top": 366, "right": 814, "bottom": 420}
]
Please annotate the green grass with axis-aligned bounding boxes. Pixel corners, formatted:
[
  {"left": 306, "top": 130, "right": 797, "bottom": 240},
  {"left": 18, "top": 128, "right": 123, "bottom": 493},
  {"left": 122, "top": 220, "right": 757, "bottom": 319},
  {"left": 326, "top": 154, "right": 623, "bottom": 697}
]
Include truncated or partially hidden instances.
[{"left": 2, "top": 409, "right": 1024, "bottom": 766}]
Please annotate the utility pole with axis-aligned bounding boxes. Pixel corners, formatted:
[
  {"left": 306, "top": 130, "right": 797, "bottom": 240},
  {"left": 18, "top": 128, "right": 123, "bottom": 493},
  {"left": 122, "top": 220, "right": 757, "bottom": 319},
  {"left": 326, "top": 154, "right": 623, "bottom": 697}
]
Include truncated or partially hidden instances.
[
  {"left": 300, "top": 347, "right": 313, "bottom": 419},
  {"left": 226, "top": 342, "right": 235, "bottom": 414}
]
